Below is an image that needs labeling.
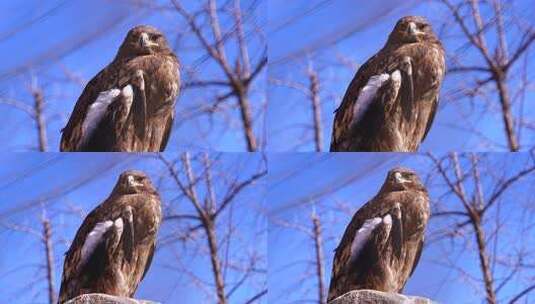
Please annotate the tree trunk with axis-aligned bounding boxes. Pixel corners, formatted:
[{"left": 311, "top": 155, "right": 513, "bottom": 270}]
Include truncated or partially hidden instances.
[
  {"left": 43, "top": 219, "right": 56, "bottom": 304},
  {"left": 309, "top": 70, "right": 323, "bottom": 152},
  {"left": 236, "top": 87, "right": 257, "bottom": 152},
  {"left": 471, "top": 214, "right": 497, "bottom": 304},
  {"left": 204, "top": 219, "right": 227, "bottom": 304},
  {"left": 312, "top": 215, "right": 326, "bottom": 304},
  {"left": 33, "top": 89, "right": 48, "bottom": 152},
  {"left": 494, "top": 71, "right": 519, "bottom": 151}
]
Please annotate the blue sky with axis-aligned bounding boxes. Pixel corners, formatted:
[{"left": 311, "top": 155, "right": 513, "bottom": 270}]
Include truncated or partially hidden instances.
[
  {"left": 267, "top": 153, "right": 534, "bottom": 303},
  {"left": 0, "top": 0, "right": 266, "bottom": 152},
  {"left": 267, "top": 0, "right": 535, "bottom": 152},
  {"left": 0, "top": 153, "right": 266, "bottom": 304}
]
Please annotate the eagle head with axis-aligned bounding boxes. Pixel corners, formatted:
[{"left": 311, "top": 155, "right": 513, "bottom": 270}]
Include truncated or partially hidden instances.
[
  {"left": 384, "top": 167, "right": 424, "bottom": 191},
  {"left": 114, "top": 170, "right": 156, "bottom": 194},
  {"left": 116, "top": 25, "right": 173, "bottom": 59},
  {"left": 388, "top": 16, "right": 438, "bottom": 44}
]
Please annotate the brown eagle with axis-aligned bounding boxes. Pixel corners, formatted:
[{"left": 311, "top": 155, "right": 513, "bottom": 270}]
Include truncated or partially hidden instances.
[
  {"left": 330, "top": 16, "right": 445, "bottom": 152},
  {"left": 60, "top": 25, "right": 180, "bottom": 152},
  {"left": 58, "top": 170, "right": 162, "bottom": 303},
  {"left": 327, "top": 167, "right": 430, "bottom": 302}
]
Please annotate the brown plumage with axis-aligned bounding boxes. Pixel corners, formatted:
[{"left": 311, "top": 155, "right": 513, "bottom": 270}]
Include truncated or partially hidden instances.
[
  {"left": 327, "top": 167, "right": 430, "bottom": 302},
  {"left": 330, "top": 16, "right": 445, "bottom": 152},
  {"left": 58, "top": 170, "right": 162, "bottom": 303},
  {"left": 60, "top": 25, "right": 180, "bottom": 152}
]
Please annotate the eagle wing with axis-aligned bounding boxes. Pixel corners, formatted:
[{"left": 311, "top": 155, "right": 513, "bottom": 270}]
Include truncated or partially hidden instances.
[
  {"left": 159, "top": 113, "right": 174, "bottom": 151},
  {"left": 58, "top": 198, "right": 136, "bottom": 302},
  {"left": 421, "top": 96, "right": 438, "bottom": 142},
  {"left": 330, "top": 51, "right": 414, "bottom": 151},
  {"left": 60, "top": 63, "right": 120, "bottom": 151},
  {"left": 141, "top": 242, "right": 156, "bottom": 281},
  {"left": 60, "top": 62, "right": 151, "bottom": 151},
  {"left": 328, "top": 196, "right": 404, "bottom": 300},
  {"left": 330, "top": 54, "right": 379, "bottom": 151},
  {"left": 409, "top": 238, "right": 424, "bottom": 278}
]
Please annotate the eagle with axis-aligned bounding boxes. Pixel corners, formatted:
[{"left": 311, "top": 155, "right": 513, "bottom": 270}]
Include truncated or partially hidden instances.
[
  {"left": 58, "top": 170, "right": 162, "bottom": 303},
  {"left": 330, "top": 16, "right": 445, "bottom": 152},
  {"left": 60, "top": 25, "right": 180, "bottom": 152},
  {"left": 327, "top": 167, "right": 430, "bottom": 302}
]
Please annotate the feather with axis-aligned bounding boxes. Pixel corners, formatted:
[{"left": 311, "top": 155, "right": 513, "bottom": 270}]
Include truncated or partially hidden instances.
[
  {"left": 131, "top": 71, "right": 147, "bottom": 140},
  {"left": 81, "top": 89, "right": 121, "bottom": 146},
  {"left": 114, "top": 218, "right": 124, "bottom": 241},
  {"left": 349, "top": 217, "right": 382, "bottom": 263},
  {"left": 330, "top": 15, "right": 445, "bottom": 152},
  {"left": 381, "top": 214, "right": 393, "bottom": 249},
  {"left": 122, "top": 206, "right": 135, "bottom": 263},
  {"left": 390, "top": 203, "right": 403, "bottom": 260},
  {"left": 121, "top": 85, "right": 134, "bottom": 114},
  {"left": 60, "top": 25, "right": 180, "bottom": 152},
  {"left": 351, "top": 74, "right": 390, "bottom": 126},
  {"left": 80, "top": 220, "right": 114, "bottom": 268}
]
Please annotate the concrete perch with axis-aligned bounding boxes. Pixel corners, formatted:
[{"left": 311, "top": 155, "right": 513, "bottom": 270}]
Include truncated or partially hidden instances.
[
  {"left": 63, "top": 293, "right": 159, "bottom": 304},
  {"left": 328, "top": 290, "right": 435, "bottom": 304}
]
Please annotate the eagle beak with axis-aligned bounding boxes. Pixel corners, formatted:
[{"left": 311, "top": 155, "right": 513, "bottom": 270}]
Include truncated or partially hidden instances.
[
  {"left": 127, "top": 175, "right": 144, "bottom": 187},
  {"left": 140, "top": 33, "right": 158, "bottom": 48},
  {"left": 394, "top": 172, "right": 411, "bottom": 184},
  {"left": 407, "top": 22, "right": 423, "bottom": 37}
]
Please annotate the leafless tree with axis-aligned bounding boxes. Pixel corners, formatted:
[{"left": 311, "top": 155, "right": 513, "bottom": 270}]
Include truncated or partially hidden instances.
[
  {"left": 0, "top": 206, "right": 57, "bottom": 304},
  {"left": 426, "top": 152, "right": 535, "bottom": 303},
  {"left": 270, "top": 203, "right": 333, "bottom": 304},
  {"left": 158, "top": 152, "right": 267, "bottom": 304},
  {"left": 0, "top": 76, "right": 49, "bottom": 151},
  {"left": 311, "top": 211, "right": 327, "bottom": 304},
  {"left": 169, "top": 0, "right": 266, "bottom": 151},
  {"left": 270, "top": 60, "right": 327, "bottom": 152},
  {"left": 439, "top": 0, "right": 535, "bottom": 151}
]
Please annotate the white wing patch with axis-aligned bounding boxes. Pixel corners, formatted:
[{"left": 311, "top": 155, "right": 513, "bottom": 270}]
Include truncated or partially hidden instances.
[
  {"left": 349, "top": 214, "right": 393, "bottom": 263},
  {"left": 81, "top": 88, "right": 121, "bottom": 145},
  {"left": 80, "top": 85, "right": 134, "bottom": 147},
  {"left": 351, "top": 70, "right": 402, "bottom": 126},
  {"left": 79, "top": 217, "right": 124, "bottom": 269},
  {"left": 351, "top": 74, "right": 389, "bottom": 125},
  {"left": 391, "top": 70, "right": 401, "bottom": 84},
  {"left": 114, "top": 217, "right": 124, "bottom": 240},
  {"left": 349, "top": 217, "right": 382, "bottom": 262},
  {"left": 80, "top": 220, "right": 114, "bottom": 267},
  {"left": 121, "top": 85, "right": 134, "bottom": 118},
  {"left": 382, "top": 214, "right": 392, "bottom": 241}
]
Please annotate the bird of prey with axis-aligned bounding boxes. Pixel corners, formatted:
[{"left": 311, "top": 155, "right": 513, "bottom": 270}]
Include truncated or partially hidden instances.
[
  {"left": 58, "top": 170, "right": 162, "bottom": 303},
  {"left": 60, "top": 25, "right": 180, "bottom": 152},
  {"left": 327, "top": 167, "right": 430, "bottom": 302},
  {"left": 330, "top": 16, "right": 445, "bottom": 152}
]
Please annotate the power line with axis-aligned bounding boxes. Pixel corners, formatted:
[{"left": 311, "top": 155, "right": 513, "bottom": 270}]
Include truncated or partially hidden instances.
[
  {"left": 0, "top": 0, "right": 74, "bottom": 44},
  {"left": 268, "top": 0, "right": 335, "bottom": 34},
  {"left": 270, "top": 0, "right": 419, "bottom": 65}
]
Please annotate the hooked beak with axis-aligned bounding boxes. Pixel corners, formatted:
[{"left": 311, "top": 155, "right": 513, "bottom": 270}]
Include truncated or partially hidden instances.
[
  {"left": 127, "top": 175, "right": 144, "bottom": 187},
  {"left": 140, "top": 33, "right": 158, "bottom": 48},
  {"left": 407, "top": 22, "right": 423, "bottom": 37},
  {"left": 394, "top": 172, "right": 411, "bottom": 184}
]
